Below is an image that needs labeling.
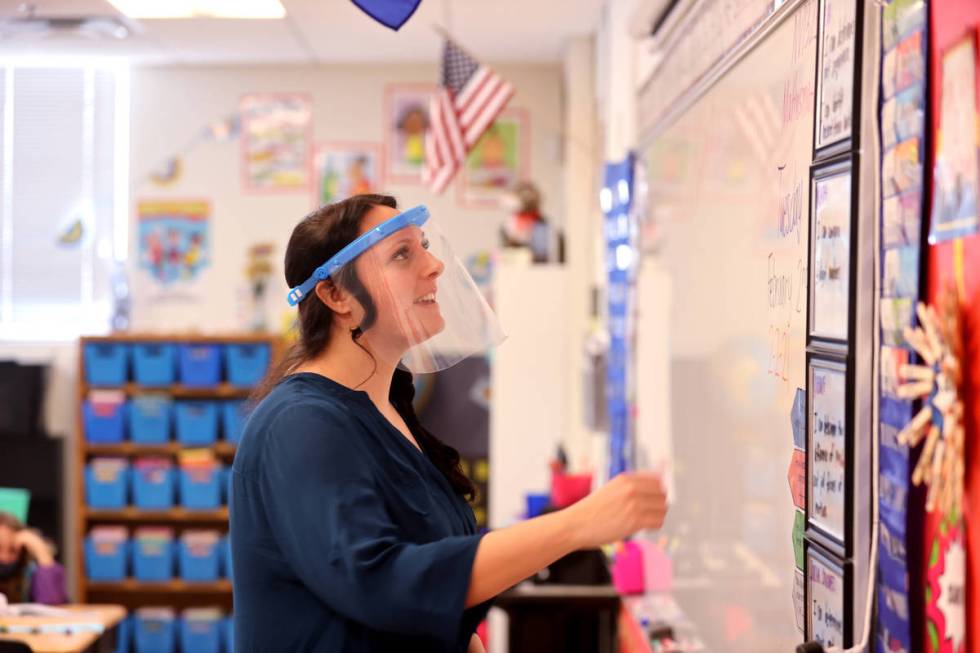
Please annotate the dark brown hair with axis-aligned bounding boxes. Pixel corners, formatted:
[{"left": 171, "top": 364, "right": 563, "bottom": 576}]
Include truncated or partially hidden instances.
[
  {"left": 0, "top": 512, "right": 29, "bottom": 602},
  {"left": 253, "top": 195, "right": 476, "bottom": 501}
]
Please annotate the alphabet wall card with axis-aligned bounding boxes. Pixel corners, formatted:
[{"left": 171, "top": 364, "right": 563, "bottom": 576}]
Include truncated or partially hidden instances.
[
  {"left": 807, "top": 356, "right": 847, "bottom": 544},
  {"left": 806, "top": 547, "right": 849, "bottom": 647},
  {"left": 240, "top": 93, "right": 313, "bottom": 192},
  {"left": 809, "top": 161, "right": 853, "bottom": 343},
  {"left": 929, "top": 35, "right": 980, "bottom": 243},
  {"left": 815, "top": 0, "right": 859, "bottom": 151}
]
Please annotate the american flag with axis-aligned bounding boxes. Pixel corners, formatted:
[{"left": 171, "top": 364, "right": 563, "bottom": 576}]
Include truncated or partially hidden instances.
[{"left": 424, "top": 39, "right": 514, "bottom": 194}]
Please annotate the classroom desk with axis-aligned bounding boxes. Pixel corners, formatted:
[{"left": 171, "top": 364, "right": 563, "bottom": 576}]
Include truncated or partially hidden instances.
[
  {"left": 0, "top": 605, "right": 125, "bottom": 653},
  {"left": 495, "top": 582, "right": 621, "bottom": 653}
]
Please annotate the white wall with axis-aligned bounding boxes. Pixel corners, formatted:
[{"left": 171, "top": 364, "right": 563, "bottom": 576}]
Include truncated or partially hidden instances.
[{"left": 128, "top": 62, "right": 565, "bottom": 332}]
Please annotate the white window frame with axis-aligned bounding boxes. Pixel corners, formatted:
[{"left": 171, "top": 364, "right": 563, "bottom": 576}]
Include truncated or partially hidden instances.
[{"left": 0, "top": 58, "right": 130, "bottom": 342}]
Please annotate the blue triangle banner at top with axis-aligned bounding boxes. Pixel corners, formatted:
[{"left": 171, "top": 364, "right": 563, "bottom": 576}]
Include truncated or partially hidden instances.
[{"left": 350, "top": 0, "right": 422, "bottom": 30}]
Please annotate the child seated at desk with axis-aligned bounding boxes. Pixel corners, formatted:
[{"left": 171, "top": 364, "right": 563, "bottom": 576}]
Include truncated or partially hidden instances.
[{"left": 0, "top": 511, "right": 67, "bottom": 605}]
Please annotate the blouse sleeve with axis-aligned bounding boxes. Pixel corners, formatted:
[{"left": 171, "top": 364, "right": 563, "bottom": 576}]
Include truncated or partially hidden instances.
[
  {"left": 258, "top": 404, "right": 483, "bottom": 644},
  {"left": 29, "top": 562, "right": 68, "bottom": 605}
]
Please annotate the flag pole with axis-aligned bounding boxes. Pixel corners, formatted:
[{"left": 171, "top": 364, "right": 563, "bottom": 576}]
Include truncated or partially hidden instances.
[{"left": 431, "top": 23, "right": 480, "bottom": 61}]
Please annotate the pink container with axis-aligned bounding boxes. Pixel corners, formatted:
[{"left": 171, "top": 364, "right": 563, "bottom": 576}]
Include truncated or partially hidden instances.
[
  {"left": 611, "top": 540, "right": 645, "bottom": 595},
  {"left": 550, "top": 472, "right": 592, "bottom": 508},
  {"left": 636, "top": 539, "right": 673, "bottom": 592}
]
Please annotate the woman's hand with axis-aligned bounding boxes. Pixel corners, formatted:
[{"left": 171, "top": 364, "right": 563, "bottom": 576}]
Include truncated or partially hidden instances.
[
  {"left": 15, "top": 530, "right": 54, "bottom": 566},
  {"left": 563, "top": 472, "right": 667, "bottom": 549},
  {"left": 468, "top": 634, "right": 486, "bottom": 653}
]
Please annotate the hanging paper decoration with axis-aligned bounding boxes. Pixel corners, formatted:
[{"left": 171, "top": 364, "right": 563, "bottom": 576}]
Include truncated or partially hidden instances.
[
  {"left": 149, "top": 157, "right": 182, "bottom": 187},
  {"left": 56, "top": 216, "right": 85, "bottom": 247},
  {"left": 350, "top": 0, "right": 422, "bottom": 31},
  {"left": 896, "top": 291, "right": 965, "bottom": 516}
]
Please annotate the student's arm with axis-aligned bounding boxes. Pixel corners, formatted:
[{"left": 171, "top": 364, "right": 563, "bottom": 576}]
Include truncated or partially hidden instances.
[
  {"left": 16, "top": 530, "right": 54, "bottom": 566},
  {"left": 465, "top": 471, "right": 667, "bottom": 608},
  {"left": 17, "top": 530, "right": 68, "bottom": 605}
]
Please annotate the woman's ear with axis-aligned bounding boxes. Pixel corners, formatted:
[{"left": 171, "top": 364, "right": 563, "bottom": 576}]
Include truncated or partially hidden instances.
[{"left": 314, "top": 279, "right": 353, "bottom": 316}]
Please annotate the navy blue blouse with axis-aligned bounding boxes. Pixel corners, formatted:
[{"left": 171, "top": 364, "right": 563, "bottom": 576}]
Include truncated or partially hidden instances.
[{"left": 230, "top": 372, "right": 488, "bottom": 652}]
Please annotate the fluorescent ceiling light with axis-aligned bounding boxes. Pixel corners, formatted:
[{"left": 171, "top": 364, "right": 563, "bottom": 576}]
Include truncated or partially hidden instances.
[{"left": 107, "top": 0, "right": 286, "bottom": 19}]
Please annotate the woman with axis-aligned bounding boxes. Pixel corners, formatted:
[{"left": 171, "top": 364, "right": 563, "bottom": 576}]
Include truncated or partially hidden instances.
[
  {"left": 0, "top": 512, "right": 68, "bottom": 605},
  {"left": 230, "top": 194, "right": 667, "bottom": 652}
]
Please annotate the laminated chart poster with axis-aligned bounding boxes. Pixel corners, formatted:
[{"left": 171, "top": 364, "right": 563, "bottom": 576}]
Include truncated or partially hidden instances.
[
  {"left": 809, "top": 358, "right": 847, "bottom": 542},
  {"left": 811, "top": 168, "right": 852, "bottom": 341},
  {"left": 815, "top": 0, "right": 858, "bottom": 149},
  {"left": 808, "top": 549, "right": 846, "bottom": 648}
]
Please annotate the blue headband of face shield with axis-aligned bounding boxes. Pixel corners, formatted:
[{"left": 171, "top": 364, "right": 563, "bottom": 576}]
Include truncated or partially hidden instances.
[{"left": 286, "top": 205, "right": 430, "bottom": 306}]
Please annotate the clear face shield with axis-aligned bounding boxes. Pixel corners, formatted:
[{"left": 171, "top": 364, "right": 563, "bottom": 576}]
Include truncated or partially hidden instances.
[{"left": 287, "top": 205, "right": 505, "bottom": 374}]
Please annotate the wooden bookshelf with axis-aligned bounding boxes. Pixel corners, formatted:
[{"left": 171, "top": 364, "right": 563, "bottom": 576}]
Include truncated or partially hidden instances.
[
  {"left": 82, "top": 383, "right": 254, "bottom": 399},
  {"left": 76, "top": 333, "right": 279, "bottom": 609}
]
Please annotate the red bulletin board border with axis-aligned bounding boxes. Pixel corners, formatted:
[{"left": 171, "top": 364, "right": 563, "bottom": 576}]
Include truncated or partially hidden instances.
[{"left": 927, "top": 4, "right": 980, "bottom": 653}]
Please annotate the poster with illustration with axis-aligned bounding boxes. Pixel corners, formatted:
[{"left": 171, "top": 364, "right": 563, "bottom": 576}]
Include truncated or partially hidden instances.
[
  {"left": 313, "top": 143, "right": 382, "bottom": 207},
  {"left": 384, "top": 84, "right": 433, "bottom": 183},
  {"left": 240, "top": 93, "right": 312, "bottom": 192},
  {"left": 929, "top": 36, "right": 980, "bottom": 243},
  {"left": 138, "top": 200, "right": 210, "bottom": 285},
  {"left": 810, "top": 165, "right": 852, "bottom": 342},
  {"left": 459, "top": 109, "right": 529, "bottom": 208}
]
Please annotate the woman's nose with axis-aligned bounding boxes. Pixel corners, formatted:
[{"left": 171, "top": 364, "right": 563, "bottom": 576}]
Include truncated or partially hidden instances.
[{"left": 423, "top": 250, "right": 445, "bottom": 278}]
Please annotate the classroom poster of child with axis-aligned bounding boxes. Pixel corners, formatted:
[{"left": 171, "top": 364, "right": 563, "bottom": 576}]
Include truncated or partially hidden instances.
[
  {"left": 459, "top": 109, "right": 528, "bottom": 208},
  {"left": 240, "top": 93, "right": 312, "bottom": 192},
  {"left": 384, "top": 84, "right": 433, "bottom": 183},
  {"left": 137, "top": 200, "right": 211, "bottom": 285},
  {"left": 313, "top": 143, "right": 382, "bottom": 206}
]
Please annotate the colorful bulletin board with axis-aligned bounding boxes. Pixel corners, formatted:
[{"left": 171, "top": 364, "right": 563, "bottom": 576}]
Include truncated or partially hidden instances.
[
  {"left": 878, "top": 2, "right": 928, "bottom": 652},
  {"left": 926, "top": 2, "right": 980, "bottom": 652}
]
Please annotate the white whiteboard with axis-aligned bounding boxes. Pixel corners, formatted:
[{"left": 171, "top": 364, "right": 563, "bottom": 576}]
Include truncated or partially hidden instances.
[{"left": 638, "top": 1, "right": 817, "bottom": 650}]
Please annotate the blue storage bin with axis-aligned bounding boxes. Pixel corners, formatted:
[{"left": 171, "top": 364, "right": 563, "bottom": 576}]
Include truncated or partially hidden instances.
[
  {"left": 179, "top": 466, "right": 222, "bottom": 510},
  {"left": 224, "top": 344, "right": 270, "bottom": 387},
  {"left": 129, "top": 396, "right": 172, "bottom": 444},
  {"left": 178, "top": 538, "right": 220, "bottom": 582},
  {"left": 176, "top": 402, "right": 218, "bottom": 446},
  {"left": 114, "top": 614, "right": 131, "bottom": 653},
  {"left": 180, "top": 614, "right": 221, "bottom": 653},
  {"left": 179, "top": 344, "right": 222, "bottom": 387},
  {"left": 221, "top": 401, "right": 248, "bottom": 445},
  {"left": 84, "top": 398, "right": 127, "bottom": 443},
  {"left": 84, "top": 343, "right": 129, "bottom": 386},
  {"left": 85, "top": 464, "right": 129, "bottom": 509},
  {"left": 132, "top": 466, "right": 175, "bottom": 510},
  {"left": 223, "top": 617, "right": 234, "bottom": 653},
  {"left": 132, "top": 344, "right": 176, "bottom": 386},
  {"left": 132, "top": 537, "right": 174, "bottom": 581},
  {"left": 133, "top": 611, "right": 176, "bottom": 653},
  {"left": 84, "top": 537, "right": 128, "bottom": 581}
]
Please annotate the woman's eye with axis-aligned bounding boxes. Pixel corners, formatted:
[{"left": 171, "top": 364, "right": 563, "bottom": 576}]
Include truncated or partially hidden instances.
[
  {"left": 421, "top": 238, "right": 430, "bottom": 250},
  {"left": 392, "top": 246, "right": 410, "bottom": 261}
]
